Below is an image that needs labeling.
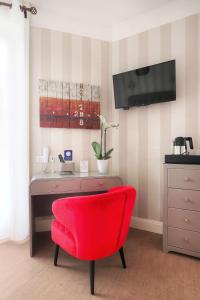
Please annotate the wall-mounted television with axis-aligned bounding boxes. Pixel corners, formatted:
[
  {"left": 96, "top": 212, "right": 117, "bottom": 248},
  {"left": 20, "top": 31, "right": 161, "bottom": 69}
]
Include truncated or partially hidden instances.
[{"left": 113, "top": 60, "right": 176, "bottom": 109}]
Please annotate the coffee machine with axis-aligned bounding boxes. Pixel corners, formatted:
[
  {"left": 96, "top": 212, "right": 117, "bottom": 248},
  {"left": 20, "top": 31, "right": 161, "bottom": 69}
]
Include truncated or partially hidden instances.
[
  {"left": 173, "top": 136, "right": 193, "bottom": 155},
  {"left": 165, "top": 136, "right": 200, "bottom": 164}
]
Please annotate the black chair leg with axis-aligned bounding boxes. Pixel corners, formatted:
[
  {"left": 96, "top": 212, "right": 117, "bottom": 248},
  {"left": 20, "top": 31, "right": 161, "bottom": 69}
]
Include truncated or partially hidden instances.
[
  {"left": 54, "top": 244, "right": 60, "bottom": 266},
  {"left": 89, "top": 260, "right": 95, "bottom": 295},
  {"left": 119, "top": 247, "right": 126, "bottom": 269}
]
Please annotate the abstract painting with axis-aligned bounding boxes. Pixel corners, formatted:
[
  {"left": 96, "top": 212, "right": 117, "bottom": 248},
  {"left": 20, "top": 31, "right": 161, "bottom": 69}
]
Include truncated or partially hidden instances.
[{"left": 39, "top": 80, "right": 100, "bottom": 129}]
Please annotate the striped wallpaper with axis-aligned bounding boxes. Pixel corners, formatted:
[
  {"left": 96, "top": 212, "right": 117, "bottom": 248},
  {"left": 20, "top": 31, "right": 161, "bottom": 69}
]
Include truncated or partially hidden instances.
[
  {"left": 30, "top": 28, "right": 111, "bottom": 175},
  {"left": 30, "top": 13, "right": 200, "bottom": 222},
  {"left": 111, "top": 14, "right": 200, "bottom": 221}
]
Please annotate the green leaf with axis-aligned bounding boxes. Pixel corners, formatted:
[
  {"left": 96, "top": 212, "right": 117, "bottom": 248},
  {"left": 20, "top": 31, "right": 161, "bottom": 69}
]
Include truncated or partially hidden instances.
[
  {"left": 102, "top": 148, "right": 114, "bottom": 160},
  {"left": 103, "top": 156, "right": 111, "bottom": 160},
  {"left": 91, "top": 141, "right": 102, "bottom": 159},
  {"left": 104, "top": 148, "right": 113, "bottom": 159}
]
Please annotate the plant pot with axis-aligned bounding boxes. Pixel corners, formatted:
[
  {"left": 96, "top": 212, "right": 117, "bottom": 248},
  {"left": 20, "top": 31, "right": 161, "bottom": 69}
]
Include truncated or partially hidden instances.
[{"left": 97, "top": 159, "right": 109, "bottom": 174}]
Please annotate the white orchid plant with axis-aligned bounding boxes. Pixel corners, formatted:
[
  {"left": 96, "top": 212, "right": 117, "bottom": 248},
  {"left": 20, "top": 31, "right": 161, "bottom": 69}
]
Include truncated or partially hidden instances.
[{"left": 92, "top": 115, "right": 119, "bottom": 160}]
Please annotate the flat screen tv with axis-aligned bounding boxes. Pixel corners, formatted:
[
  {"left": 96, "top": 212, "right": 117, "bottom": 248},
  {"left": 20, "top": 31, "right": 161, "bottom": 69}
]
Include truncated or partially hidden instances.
[{"left": 113, "top": 60, "right": 176, "bottom": 109}]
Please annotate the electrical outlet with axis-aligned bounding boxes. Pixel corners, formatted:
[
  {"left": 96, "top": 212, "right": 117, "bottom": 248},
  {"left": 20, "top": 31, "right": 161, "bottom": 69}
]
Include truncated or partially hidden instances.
[{"left": 49, "top": 155, "right": 55, "bottom": 163}]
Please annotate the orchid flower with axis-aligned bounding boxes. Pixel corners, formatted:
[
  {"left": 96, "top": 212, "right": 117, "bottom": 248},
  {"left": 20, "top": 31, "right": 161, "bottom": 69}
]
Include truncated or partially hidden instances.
[{"left": 92, "top": 115, "right": 119, "bottom": 160}]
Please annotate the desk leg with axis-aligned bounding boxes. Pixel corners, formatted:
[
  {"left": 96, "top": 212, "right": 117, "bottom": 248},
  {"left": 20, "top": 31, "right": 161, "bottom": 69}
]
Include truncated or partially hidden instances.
[{"left": 29, "top": 195, "right": 34, "bottom": 257}]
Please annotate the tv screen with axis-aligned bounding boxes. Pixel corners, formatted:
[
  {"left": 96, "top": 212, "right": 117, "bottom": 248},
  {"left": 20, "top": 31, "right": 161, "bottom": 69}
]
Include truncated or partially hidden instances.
[{"left": 113, "top": 60, "right": 176, "bottom": 109}]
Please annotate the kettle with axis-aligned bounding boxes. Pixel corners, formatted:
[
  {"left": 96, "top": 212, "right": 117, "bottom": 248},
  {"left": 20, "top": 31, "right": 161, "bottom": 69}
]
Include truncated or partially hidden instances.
[{"left": 173, "top": 137, "right": 193, "bottom": 155}]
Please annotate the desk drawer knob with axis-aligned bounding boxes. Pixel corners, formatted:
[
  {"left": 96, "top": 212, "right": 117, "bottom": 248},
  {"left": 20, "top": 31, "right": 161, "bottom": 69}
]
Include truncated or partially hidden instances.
[
  {"left": 185, "top": 197, "right": 191, "bottom": 203},
  {"left": 184, "top": 177, "right": 190, "bottom": 182},
  {"left": 184, "top": 237, "right": 189, "bottom": 242},
  {"left": 184, "top": 218, "right": 190, "bottom": 223}
]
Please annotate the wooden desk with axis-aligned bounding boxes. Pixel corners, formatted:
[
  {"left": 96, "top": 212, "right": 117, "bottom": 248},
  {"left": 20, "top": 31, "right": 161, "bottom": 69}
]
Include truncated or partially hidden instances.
[{"left": 30, "top": 172, "right": 122, "bottom": 256}]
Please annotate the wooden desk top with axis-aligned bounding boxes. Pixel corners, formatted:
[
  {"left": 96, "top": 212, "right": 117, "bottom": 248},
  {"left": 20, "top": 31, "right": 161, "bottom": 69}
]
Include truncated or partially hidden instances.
[{"left": 31, "top": 172, "right": 120, "bottom": 183}]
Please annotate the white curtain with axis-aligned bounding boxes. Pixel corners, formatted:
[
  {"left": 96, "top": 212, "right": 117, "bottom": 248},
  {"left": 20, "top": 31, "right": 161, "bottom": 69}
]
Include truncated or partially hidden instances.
[{"left": 0, "top": 0, "right": 29, "bottom": 241}]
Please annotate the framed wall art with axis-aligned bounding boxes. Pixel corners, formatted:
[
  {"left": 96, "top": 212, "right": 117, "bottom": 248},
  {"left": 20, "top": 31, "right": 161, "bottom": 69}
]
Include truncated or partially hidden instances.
[{"left": 39, "top": 80, "right": 100, "bottom": 129}]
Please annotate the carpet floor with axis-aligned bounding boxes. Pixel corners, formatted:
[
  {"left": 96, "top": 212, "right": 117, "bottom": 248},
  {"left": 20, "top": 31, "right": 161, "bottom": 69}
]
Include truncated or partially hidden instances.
[{"left": 0, "top": 229, "right": 200, "bottom": 300}]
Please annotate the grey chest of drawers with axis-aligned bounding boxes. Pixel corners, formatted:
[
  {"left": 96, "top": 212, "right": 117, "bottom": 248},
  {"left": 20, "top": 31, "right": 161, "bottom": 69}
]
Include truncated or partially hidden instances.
[{"left": 163, "top": 164, "right": 200, "bottom": 258}]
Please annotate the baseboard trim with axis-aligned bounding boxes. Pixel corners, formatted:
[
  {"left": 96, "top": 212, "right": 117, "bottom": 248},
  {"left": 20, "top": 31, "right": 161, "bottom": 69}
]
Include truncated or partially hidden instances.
[
  {"left": 131, "top": 216, "right": 163, "bottom": 235},
  {"left": 35, "top": 216, "right": 54, "bottom": 232}
]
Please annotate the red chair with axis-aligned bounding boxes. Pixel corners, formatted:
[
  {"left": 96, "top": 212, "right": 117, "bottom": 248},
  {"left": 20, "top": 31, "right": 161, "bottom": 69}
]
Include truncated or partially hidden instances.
[{"left": 51, "top": 186, "right": 136, "bottom": 295}]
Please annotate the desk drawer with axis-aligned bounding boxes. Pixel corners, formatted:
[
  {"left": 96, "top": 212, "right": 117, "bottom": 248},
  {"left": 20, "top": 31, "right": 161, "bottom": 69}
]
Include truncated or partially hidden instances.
[
  {"left": 168, "top": 168, "right": 200, "bottom": 190},
  {"left": 30, "top": 179, "right": 81, "bottom": 195},
  {"left": 168, "top": 207, "right": 200, "bottom": 232},
  {"left": 81, "top": 178, "right": 121, "bottom": 192},
  {"left": 168, "top": 227, "right": 200, "bottom": 252},
  {"left": 168, "top": 188, "right": 200, "bottom": 211}
]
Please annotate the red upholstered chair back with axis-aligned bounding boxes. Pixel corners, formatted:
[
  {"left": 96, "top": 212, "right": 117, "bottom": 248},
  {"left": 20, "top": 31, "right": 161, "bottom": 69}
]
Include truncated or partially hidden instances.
[{"left": 52, "top": 186, "right": 136, "bottom": 260}]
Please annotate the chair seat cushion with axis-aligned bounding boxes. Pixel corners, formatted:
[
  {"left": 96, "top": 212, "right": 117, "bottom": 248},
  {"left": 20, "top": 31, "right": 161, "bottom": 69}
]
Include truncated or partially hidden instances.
[{"left": 51, "top": 220, "right": 76, "bottom": 257}]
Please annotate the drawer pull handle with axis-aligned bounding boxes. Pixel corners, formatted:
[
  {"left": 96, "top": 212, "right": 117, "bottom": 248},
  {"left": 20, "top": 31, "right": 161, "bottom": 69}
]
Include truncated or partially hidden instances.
[
  {"left": 184, "top": 218, "right": 190, "bottom": 223},
  {"left": 184, "top": 237, "right": 189, "bottom": 242},
  {"left": 185, "top": 197, "right": 191, "bottom": 203},
  {"left": 184, "top": 177, "right": 190, "bottom": 182}
]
